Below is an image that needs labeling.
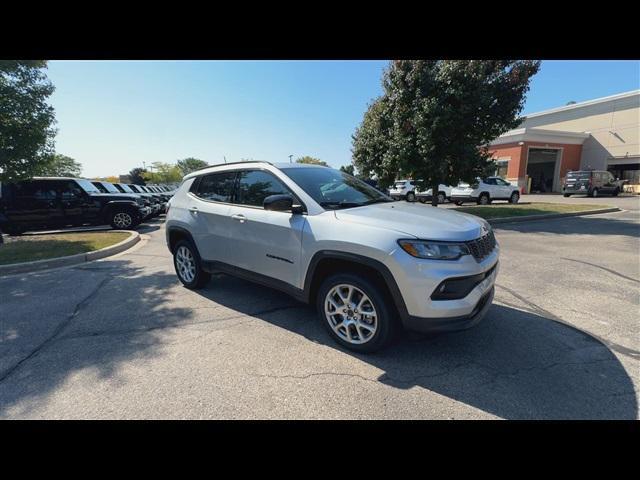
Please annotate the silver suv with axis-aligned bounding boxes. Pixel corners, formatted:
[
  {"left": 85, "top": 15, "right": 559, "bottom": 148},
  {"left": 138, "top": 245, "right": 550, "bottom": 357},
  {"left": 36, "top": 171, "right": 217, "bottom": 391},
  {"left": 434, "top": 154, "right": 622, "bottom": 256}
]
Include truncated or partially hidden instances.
[{"left": 165, "top": 161, "right": 499, "bottom": 352}]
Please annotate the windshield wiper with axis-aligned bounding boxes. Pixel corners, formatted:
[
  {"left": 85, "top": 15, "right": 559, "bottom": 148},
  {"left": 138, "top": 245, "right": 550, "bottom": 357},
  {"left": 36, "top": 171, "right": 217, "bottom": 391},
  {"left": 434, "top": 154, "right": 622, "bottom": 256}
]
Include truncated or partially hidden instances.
[{"left": 319, "top": 201, "right": 364, "bottom": 210}]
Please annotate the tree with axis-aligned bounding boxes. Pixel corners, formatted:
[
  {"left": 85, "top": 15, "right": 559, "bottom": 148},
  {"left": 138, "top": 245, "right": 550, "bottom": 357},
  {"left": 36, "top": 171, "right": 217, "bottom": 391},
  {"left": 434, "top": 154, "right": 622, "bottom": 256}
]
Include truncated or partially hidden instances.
[
  {"left": 129, "top": 167, "right": 147, "bottom": 185},
  {"left": 352, "top": 60, "right": 540, "bottom": 205},
  {"left": 296, "top": 156, "right": 328, "bottom": 167},
  {"left": 177, "top": 157, "right": 208, "bottom": 176},
  {"left": 35, "top": 154, "right": 82, "bottom": 177},
  {"left": 0, "top": 61, "right": 56, "bottom": 182},
  {"left": 339, "top": 164, "right": 356, "bottom": 176},
  {"left": 142, "top": 162, "right": 182, "bottom": 184}
]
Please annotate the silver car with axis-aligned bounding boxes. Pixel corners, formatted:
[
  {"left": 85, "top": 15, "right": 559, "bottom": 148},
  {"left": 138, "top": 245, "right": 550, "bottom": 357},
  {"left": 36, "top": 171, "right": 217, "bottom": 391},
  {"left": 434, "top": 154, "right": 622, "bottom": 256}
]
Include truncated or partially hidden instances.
[{"left": 165, "top": 161, "right": 499, "bottom": 352}]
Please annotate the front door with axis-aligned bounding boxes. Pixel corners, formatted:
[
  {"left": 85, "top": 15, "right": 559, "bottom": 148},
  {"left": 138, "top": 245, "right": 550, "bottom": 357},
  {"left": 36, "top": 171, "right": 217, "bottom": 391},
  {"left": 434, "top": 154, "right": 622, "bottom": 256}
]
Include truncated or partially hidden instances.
[{"left": 227, "top": 169, "right": 305, "bottom": 289}]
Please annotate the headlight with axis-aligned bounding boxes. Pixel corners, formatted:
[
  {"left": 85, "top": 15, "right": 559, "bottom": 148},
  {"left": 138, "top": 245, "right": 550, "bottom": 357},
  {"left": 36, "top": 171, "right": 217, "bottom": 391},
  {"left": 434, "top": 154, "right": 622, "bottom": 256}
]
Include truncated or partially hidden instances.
[{"left": 398, "top": 239, "right": 470, "bottom": 260}]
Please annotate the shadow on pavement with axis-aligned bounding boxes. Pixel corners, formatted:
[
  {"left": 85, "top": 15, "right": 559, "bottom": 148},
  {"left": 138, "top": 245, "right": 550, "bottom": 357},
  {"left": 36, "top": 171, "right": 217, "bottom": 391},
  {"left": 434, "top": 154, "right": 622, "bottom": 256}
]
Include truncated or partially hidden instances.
[
  {"left": 194, "top": 274, "right": 637, "bottom": 419},
  {"left": 0, "top": 259, "right": 191, "bottom": 417}
]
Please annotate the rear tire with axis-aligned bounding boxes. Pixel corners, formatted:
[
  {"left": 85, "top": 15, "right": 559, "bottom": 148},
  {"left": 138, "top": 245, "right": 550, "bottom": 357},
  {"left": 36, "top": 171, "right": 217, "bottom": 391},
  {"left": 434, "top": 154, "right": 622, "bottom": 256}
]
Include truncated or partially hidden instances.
[
  {"left": 316, "top": 273, "right": 396, "bottom": 353},
  {"left": 612, "top": 188, "right": 619, "bottom": 197},
  {"left": 454, "top": 200, "right": 464, "bottom": 206},
  {"left": 418, "top": 197, "right": 426, "bottom": 204},
  {"left": 406, "top": 192, "right": 416, "bottom": 202},
  {"left": 563, "top": 193, "right": 571, "bottom": 198},
  {"left": 173, "top": 239, "right": 211, "bottom": 289},
  {"left": 590, "top": 188, "right": 599, "bottom": 198},
  {"left": 437, "top": 192, "right": 446, "bottom": 204}
]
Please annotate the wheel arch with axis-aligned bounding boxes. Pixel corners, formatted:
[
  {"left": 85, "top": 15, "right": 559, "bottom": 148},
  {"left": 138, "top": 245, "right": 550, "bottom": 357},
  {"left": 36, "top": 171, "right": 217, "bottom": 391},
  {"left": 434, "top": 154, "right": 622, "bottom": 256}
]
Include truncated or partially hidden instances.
[
  {"left": 167, "top": 226, "right": 198, "bottom": 254},
  {"left": 303, "top": 251, "right": 410, "bottom": 323}
]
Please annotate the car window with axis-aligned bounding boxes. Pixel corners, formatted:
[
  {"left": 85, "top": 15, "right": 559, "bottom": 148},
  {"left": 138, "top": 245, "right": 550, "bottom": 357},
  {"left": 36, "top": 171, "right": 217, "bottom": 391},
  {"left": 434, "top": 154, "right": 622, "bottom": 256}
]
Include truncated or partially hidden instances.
[
  {"left": 496, "top": 178, "right": 510, "bottom": 186},
  {"left": 195, "top": 172, "right": 236, "bottom": 203},
  {"left": 235, "top": 170, "right": 290, "bottom": 207},
  {"left": 485, "top": 178, "right": 497, "bottom": 185},
  {"left": 61, "top": 181, "right": 85, "bottom": 199}
]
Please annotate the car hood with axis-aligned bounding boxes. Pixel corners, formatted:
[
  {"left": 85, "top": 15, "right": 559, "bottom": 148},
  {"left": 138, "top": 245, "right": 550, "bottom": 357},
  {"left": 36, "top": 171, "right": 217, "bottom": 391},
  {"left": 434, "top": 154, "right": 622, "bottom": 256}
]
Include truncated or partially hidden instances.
[{"left": 334, "top": 202, "right": 488, "bottom": 241}]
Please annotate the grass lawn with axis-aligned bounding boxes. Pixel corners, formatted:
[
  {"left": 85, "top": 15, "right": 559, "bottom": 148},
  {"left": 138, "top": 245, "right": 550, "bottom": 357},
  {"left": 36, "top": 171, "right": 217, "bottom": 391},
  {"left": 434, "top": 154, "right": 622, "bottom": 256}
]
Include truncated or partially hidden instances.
[
  {"left": 455, "top": 202, "right": 613, "bottom": 220},
  {"left": 0, "top": 232, "right": 130, "bottom": 266}
]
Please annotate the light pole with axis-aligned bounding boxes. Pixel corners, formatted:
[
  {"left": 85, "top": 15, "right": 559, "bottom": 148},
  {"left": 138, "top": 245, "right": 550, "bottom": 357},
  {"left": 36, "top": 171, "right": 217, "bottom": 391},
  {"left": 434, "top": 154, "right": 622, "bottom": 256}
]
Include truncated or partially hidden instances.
[{"left": 289, "top": 155, "right": 293, "bottom": 164}]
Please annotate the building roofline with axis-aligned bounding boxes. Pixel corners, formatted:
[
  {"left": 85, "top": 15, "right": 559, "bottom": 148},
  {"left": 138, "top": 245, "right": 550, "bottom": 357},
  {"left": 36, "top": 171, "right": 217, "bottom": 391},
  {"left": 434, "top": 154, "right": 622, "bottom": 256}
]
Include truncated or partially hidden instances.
[
  {"left": 522, "top": 89, "right": 640, "bottom": 119},
  {"left": 489, "top": 127, "right": 590, "bottom": 147}
]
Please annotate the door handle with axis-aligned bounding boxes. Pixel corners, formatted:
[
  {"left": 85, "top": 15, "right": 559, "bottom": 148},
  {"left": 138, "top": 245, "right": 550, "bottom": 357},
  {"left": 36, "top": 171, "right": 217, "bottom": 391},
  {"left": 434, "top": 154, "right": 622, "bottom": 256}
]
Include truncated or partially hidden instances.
[
  {"left": 231, "top": 214, "right": 246, "bottom": 223},
  {"left": 188, "top": 207, "right": 198, "bottom": 213}
]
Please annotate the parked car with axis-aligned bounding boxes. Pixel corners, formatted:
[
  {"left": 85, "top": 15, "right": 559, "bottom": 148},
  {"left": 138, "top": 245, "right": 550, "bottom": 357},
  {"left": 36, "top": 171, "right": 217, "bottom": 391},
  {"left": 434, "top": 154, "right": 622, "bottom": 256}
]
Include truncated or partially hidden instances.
[
  {"left": 130, "top": 184, "right": 168, "bottom": 212},
  {"left": 91, "top": 181, "right": 156, "bottom": 220},
  {"left": 165, "top": 161, "right": 498, "bottom": 352},
  {"left": 112, "top": 183, "right": 163, "bottom": 216},
  {"left": 0, "top": 177, "right": 150, "bottom": 235},
  {"left": 389, "top": 179, "right": 424, "bottom": 202},
  {"left": 450, "top": 177, "right": 520, "bottom": 205},
  {"left": 562, "top": 170, "right": 625, "bottom": 197},
  {"left": 417, "top": 184, "right": 453, "bottom": 204}
]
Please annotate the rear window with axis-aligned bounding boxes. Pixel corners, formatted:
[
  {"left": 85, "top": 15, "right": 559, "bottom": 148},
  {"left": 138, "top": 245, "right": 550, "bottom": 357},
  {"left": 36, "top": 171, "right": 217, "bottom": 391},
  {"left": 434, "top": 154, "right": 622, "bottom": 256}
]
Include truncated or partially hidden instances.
[
  {"left": 566, "top": 171, "right": 591, "bottom": 180},
  {"left": 194, "top": 172, "right": 236, "bottom": 203}
]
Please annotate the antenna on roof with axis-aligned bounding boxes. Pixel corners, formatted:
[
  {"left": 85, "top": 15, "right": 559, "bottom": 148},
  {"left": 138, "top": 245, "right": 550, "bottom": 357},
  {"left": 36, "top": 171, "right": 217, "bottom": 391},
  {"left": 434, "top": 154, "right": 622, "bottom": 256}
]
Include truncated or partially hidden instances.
[{"left": 223, "top": 156, "right": 227, "bottom": 164}]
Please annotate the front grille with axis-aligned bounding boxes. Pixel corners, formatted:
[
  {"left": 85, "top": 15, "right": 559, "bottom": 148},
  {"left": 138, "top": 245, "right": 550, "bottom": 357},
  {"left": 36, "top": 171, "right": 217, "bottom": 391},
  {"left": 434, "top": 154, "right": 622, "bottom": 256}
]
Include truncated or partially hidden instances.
[{"left": 466, "top": 230, "right": 496, "bottom": 262}]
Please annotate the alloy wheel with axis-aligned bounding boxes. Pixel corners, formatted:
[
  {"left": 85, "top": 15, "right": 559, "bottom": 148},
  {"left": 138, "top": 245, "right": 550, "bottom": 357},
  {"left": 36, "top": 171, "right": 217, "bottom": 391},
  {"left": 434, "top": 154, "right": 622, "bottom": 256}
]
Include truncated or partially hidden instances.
[
  {"left": 176, "top": 245, "right": 196, "bottom": 283},
  {"left": 324, "top": 284, "right": 378, "bottom": 344},
  {"left": 113, "top": 212, "right": 132, "bottom": 228}
]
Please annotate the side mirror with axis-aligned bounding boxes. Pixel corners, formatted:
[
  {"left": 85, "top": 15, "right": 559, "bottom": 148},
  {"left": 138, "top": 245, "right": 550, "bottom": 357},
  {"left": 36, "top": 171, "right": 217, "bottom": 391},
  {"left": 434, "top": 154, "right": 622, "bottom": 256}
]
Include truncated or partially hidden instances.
[{"left": 263, "top": 194, "right": 303, "bottom": 213}]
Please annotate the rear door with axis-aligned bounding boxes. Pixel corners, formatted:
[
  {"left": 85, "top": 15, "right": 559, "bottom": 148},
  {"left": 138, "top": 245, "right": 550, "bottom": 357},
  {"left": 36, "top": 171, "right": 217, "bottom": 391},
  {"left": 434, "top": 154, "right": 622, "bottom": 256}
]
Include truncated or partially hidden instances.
[
  {"left": 187, "top": 171, "right": 237, "bottom": 262},
  {"left": 226, "top": 169, "right": 305, "bottom": 288},
  {"left": 5, "top": 180, "right": 63, "bottom": 228}
]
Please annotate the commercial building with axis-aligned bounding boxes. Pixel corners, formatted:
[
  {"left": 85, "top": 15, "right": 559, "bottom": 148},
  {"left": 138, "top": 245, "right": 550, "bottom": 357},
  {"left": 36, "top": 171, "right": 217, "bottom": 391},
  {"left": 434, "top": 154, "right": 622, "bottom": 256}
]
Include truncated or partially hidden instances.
[{"left": 488, "top": 90, "right": 639, "bottom": 193}]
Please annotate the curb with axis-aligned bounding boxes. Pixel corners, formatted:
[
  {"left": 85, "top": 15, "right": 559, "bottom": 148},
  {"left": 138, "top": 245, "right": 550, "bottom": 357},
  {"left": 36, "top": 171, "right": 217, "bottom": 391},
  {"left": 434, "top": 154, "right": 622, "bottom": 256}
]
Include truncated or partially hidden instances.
[
  {"left": 0, "top": 231, "right": 140, "bottom": 276},
  {"left": 487, "top": 207, "right": 621, "bottom": 225}
]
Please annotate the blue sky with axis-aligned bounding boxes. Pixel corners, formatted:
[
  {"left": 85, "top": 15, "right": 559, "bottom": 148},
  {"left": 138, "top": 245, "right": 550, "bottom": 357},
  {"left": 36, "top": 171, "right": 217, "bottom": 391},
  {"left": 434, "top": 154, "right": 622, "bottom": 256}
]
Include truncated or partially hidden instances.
[{"left": 46, "top": 60, "right": 640, "bottom": 177}]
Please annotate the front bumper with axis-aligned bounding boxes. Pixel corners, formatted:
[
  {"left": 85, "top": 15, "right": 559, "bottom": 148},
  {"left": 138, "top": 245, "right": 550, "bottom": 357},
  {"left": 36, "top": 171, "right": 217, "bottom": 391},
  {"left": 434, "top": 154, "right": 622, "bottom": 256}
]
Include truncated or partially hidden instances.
[
  {"left": 402, "top": 286, "right": 495, "bottom": 333},
  {"left": 138, "top": 206, "right": 152, "bottom": 218}
]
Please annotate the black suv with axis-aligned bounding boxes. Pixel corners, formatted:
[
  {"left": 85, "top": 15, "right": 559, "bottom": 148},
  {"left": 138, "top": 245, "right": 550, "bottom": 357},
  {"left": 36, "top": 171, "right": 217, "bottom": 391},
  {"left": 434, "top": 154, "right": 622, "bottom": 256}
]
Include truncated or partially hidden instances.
[
  {"left": 0, "top": 177, "right": 151, "bottom": 235},
  {"left": 563, "top": 170, "right": 624, "bottom": 197}
]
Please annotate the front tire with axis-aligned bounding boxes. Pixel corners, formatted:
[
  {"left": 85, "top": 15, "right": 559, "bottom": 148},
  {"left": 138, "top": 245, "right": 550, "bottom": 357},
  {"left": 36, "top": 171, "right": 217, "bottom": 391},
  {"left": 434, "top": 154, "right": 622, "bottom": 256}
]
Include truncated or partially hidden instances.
[
  {"left": 109, "top": 210, "right": 139, "bottom": 230},
  {"left": 454, "top": 200, "right": 464, "bottom": 206},
  {"left": 612, "top": 188, "right": 620, "bottom": 197},
  {"left": 406, "top": 192, "right": 416, "bottom": 202},
  {"left": 590, "top": 188, "right": 599, "bottom": 198},
  {"left": 173, "top": 239, "right": 211, "bottom": 289},
  {"left": 316, "top": 273, "right": 396, "bottom": 353},
  {"left": 563, "top": 193, "right": 571, "bottom": 197},
  {"left": 509, "top": 191, "right": 520, "bottom": 204},
  {"left": 437, "top": 192, "right": 446, "bottom": 204}
]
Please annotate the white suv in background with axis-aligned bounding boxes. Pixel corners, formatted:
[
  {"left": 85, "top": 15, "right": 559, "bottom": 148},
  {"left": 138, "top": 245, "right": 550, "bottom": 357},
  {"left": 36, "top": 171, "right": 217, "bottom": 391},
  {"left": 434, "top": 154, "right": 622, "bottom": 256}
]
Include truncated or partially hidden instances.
[
  {"left": 165, "top": 161, "right": 499, "bottom": 352},
  {"left": 450, "top": 177, "right": 520, "bottom": 206},
  {"left": 416, "top": 184, "right": 453, "bottom": 204},
  {"left": 389, "top": 179, "right": 423, "bottom": 202}
]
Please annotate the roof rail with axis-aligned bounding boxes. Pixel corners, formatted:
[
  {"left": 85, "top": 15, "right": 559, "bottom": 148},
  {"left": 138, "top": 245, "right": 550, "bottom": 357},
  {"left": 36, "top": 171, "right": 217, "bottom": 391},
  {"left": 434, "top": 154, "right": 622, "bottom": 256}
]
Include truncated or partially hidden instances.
[{"left": 190, "top": 160, "right": 273, "bottom": 172}]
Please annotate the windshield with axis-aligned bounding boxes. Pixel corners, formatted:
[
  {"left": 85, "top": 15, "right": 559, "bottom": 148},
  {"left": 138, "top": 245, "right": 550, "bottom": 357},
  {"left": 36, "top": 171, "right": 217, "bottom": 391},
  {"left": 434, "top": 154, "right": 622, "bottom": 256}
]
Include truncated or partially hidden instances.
[
  {"left": 75, "top": 179, "right": 101, "bottom": 194},
  {"left": 281, "top": 167, "right": 391, "bottom": 209},
  {"left": 393, "top": 181, "right": 406, "bottom": 188},
  {"left": 128, "top": 185, "right": 142, "bottom": 193},
  {"left": 100, "top": 182, "right": 120, "bottom": 193},
  {"left": 117, "top": 183, "right": 134, "bottom": 193},
  {"left": 566, "top": 171, "right": 591, "bottom": 180}
]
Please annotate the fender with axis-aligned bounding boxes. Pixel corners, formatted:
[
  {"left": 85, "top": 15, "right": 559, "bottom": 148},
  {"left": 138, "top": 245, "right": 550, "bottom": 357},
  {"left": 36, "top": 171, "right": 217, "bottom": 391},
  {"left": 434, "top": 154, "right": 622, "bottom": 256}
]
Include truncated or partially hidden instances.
[
  {"left": 166, "top": 225, "right": 197, "bottom": 254},
  {"left": 302, "top": 250, "right": 411, "bottom": 323}
]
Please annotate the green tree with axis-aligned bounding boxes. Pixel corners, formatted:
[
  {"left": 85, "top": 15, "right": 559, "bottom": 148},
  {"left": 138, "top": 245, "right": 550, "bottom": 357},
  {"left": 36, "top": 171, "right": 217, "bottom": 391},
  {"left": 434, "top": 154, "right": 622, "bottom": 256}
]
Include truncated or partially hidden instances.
[
  {"left": 143, "top": 162, "right": 183, "bottom": 184},
  {"left": 129, "top": 167, "right": 147, "bottom": 185},
  {"left": 177, "top": 157, "right": 208, "bottom": 176},
  {"left": 296, "top": 156, "right": 328, "bottom": 167},
  {"left": 339, "top": 164, "right": 356, "bottom": 176},
  {"left": 0, "top": 61, "right": 56, "bottom": 181},
  {"left": 352, "top": 60, "right": 540, "bottom": 205},
  {"left": 35, "top": 154, "right": 82, "bottom": 177}
]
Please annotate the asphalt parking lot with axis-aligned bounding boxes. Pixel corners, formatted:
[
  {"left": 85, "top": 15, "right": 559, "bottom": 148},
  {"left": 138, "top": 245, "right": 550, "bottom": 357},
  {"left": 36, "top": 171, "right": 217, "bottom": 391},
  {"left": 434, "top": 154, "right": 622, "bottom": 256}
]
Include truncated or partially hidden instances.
[{"left": 1, "top": 195, "right": 638, "bottom": 419}]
